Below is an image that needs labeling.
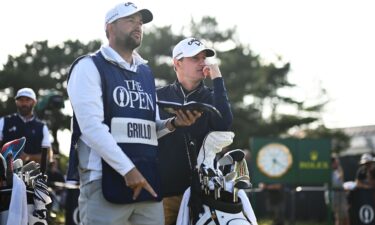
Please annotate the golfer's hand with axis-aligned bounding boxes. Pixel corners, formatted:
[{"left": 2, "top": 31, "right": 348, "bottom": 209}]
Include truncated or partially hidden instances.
[
  {"left": 124, "top": 167, "right": 157, "bottom": 200},
  {"left": 203, "top": 64, "right": 222, "bottom": 79},
  {"left": 174, "top": 109, "right": 201, "bottom": 127}
]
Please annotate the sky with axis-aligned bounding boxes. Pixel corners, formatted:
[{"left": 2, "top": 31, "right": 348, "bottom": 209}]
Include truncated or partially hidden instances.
[{"left": 1, "top": 0, "right": 375, "bottom": 154}]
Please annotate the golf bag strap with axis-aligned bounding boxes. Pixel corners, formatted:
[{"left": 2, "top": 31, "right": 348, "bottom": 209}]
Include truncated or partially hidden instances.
[
  {"left": 184, "top": 133, "right": 204, "bottom": 224},
  {"left": 197, "top": 207, "right": 220, "bottom": 225},
  {"left": 201, "top": 193, "right": 243, "bottom": 214},
  {"left": 208, "top": 207, "right": 220, "bottom": 225},
  {"left": 66, "top": 53, "right": 108, "bottom": 182},
  {"left": 201, "top": 193, "right": 253, "bottom": 224},
  {"left": 184, "top": 133, "right": 197, "bottom": 170}
]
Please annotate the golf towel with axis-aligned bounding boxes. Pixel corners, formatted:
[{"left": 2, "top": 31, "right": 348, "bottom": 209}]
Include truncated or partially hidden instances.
[{"left": 7, "top": 174, "right": 28, "bottom": 225}]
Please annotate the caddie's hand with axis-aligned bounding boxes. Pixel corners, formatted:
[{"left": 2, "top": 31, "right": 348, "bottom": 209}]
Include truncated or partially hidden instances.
[
  {"left": 20, "top": 152, "right": 42, "bottom": 164},
  {"left": 174, "top": 109, "right": 201, "bottom": 127},
  {"left": 203, "top": 64, "right": 222, "bottom": 79},
  {"left": 124, "top": 167, "right": 157, "bottom": 200}
]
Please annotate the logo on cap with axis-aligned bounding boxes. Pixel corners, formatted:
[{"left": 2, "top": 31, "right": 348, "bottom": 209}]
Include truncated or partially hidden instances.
[
  {"left": 172, "top": 37, "right": 215, "bottom": 60},
  {"left": 104, "top": 2, "right": 153, "bottom": 30},
  {"left": 124, "top": 2, "right": 136, "bottom": 8},
  {"left": 188, "top": 38, "right": 203, "bottom": 46}
]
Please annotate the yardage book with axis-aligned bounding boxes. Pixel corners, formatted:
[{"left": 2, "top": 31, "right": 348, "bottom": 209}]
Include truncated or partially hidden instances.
[{"left": 157, "top": 100, "right": 222, "bottom": 118}]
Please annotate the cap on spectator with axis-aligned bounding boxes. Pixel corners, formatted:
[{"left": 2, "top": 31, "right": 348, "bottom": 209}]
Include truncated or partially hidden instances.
[
  {"left": 172, "top": 37, "right": 215, "bottom": 60},
  {"left": 15, "top": 88, "right": 36, "bottom": 101},
  {"left": 104, "top": 2, "right": 153, "bottom": 30},
  {"left": 359, "top": 153, "right": 373, "bottom": 165}
]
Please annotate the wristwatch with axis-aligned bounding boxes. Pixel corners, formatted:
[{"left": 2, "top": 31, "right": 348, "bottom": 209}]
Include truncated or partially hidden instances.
[{"left": 256, "top": 143, "right": 293, "bottom": 178}]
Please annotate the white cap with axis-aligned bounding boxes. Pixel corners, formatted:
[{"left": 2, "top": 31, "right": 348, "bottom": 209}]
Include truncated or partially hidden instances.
[
  {"left": 359, "top": 153, "right": 373, "bottom": 165},
  {"left": 104, "top": 2, "right": 153, "bottom": 30},
  {"left": 15, "top": 88, "right": 36, "bottom": 101},
  {"left": 172, "top": 37, "right": 215, "bottom": 60}
]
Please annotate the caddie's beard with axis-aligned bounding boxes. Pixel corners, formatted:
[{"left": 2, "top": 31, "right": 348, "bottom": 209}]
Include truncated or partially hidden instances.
[
  {"left": 123, "top": 31, "right": 141, "bottom": 50},
  {"left": 17, "top": 105, "right": 33, "bottom": 117}
]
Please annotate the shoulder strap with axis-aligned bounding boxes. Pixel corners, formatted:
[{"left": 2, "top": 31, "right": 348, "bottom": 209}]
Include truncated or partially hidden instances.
[
  {"left": 66, "top": 55, "right": 88, "bottom": 83},
  {"left": 90, "top": 52, "right": 110, "bottom": 125},
  {"left": 65, "top": 55, "right": 88, "bottom": 182},
  {"left": 66, "top": 53, "right": 109, "bottom": 182}
]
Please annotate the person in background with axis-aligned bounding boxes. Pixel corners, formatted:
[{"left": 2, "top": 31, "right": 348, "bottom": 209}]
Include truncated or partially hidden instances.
[
  {"left": 0, "top": 87, "right": 52, "bottom": 164},
  {"left": 157, "top": 37, "right": 233, "bottom": 225},
  {"left": 67, "top": 3, "right": 200, "bottom": 225},
  {"left": 367, "top": 162, "right": 375, "bottom": 188},
  {"left": 355, "top": 153, "right": 374, "bottom": 188},
  {"left": 343, "top": 153, "right": 375, "bottom": 191},
  {"left": 331, "top": 155, "right": 350, "bottom": 225}
]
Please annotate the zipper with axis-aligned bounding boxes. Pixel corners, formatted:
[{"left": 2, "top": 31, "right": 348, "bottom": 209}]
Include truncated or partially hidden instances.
[{"left": 179, "top": 86, "right": 198, "bottom": 103}]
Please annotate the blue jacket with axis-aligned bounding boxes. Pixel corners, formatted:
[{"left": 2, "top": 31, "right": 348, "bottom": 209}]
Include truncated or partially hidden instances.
[{"left": 157, "top": 79, "right": 233, "bottom": 197}]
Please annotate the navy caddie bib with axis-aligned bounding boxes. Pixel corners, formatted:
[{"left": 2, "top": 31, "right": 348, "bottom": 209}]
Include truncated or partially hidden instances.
[{"left": 92, "top": 52, "right": 161, "bottom": 204}]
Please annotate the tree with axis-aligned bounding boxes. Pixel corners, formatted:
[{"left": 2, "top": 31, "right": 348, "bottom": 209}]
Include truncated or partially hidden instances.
[
  {"left": 1, "top": 17, "right": 348, "bottom": 153},
  {"left": 0, "top": 40, "right": 101, "bottom": 152},
  {"left": 141, "top": 17, "right": 334, "bottom": 149},
  {"left": 303, "top": 125, "right": 350, "bottom": 153}
]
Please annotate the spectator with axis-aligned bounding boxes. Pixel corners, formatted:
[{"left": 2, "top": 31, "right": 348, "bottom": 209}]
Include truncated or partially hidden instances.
[
  {"left": 367, "top": 162, "right": 375, "bottom": 188},
  {"left": 0, "top": 87, "right": 52, "bottom": 164},
  {"left": 355, "top": 153, "right": 374, "bottom": 188}
]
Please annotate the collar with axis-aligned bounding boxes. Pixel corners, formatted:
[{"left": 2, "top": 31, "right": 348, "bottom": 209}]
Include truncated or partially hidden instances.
[
  {"left": 100, "top": 45, "right": 148, "bottom": 72},
  {"left": 17, "top": 113, "right": 35, "bottom": 123},
  {"left": 173, "top": 80, "right": 205, "bottom": 98}
]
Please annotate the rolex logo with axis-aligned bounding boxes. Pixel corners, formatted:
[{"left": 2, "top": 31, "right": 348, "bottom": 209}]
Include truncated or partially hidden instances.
[{"left": 310, "top": 150, "right": 318, "bottom": 161}]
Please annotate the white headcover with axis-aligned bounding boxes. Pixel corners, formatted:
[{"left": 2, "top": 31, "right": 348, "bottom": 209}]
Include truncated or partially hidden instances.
[{"left": 197, "top": 131, "right": 235, "bottom": 170}]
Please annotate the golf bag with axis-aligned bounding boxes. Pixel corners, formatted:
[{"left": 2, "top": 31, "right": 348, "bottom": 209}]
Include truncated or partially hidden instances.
[
  {"left": 177, "top": 131, "right": 257, "bottom": 225},
  {"left": 0, "top": 137, "right": 51, "bottom": 225}
]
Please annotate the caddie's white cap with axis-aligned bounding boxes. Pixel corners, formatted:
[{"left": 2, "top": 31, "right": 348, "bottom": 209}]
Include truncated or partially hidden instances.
[
  {"left": 15, "top": 88, "right": 36, "bottom": 101},
  {"left": 172, "top": 37, "right": 215, "bottom": 60},
  {"left": 104, "top": 2, "right": 153, "bottom": 30}
]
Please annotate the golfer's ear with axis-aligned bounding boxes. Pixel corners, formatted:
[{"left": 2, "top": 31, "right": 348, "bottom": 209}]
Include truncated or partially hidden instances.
[{"left": 173, "top": 58, "right": 181, "bottom": 71}]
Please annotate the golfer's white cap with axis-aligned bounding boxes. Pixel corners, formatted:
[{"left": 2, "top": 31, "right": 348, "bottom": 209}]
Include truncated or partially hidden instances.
[
  {"left": 15, "top": 88, "right": 36, "bottom": 101},
  {"left": 104, "top": 2, "right": 153, "bottom": 30},
  {"left": 172, "top": 37, "right": 215, "bottom": 60}
]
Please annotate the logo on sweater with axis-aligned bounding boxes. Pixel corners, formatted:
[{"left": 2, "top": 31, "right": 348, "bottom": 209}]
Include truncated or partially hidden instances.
[
  {"left": 8, "top": 126, "right": 17, "bottom": 132},
  {"left": 359, "top": 204, "right": 374, "bottom": 224},
  {"left": 113, "top": 80, "right": 154, "bottom": 110}
]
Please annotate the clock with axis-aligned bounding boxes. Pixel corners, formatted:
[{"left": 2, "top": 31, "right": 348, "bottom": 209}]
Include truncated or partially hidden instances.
[{"left": 256, "top": 143, "right": 293, "bottom": 178}]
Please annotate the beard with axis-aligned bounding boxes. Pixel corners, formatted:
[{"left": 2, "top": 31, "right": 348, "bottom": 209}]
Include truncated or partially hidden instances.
[
  {"left": 17, "top": 105, "right": 33, "bottom": 117},
  {"left": 121, "top": 31, "right": 142, "bottom": 51}
]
